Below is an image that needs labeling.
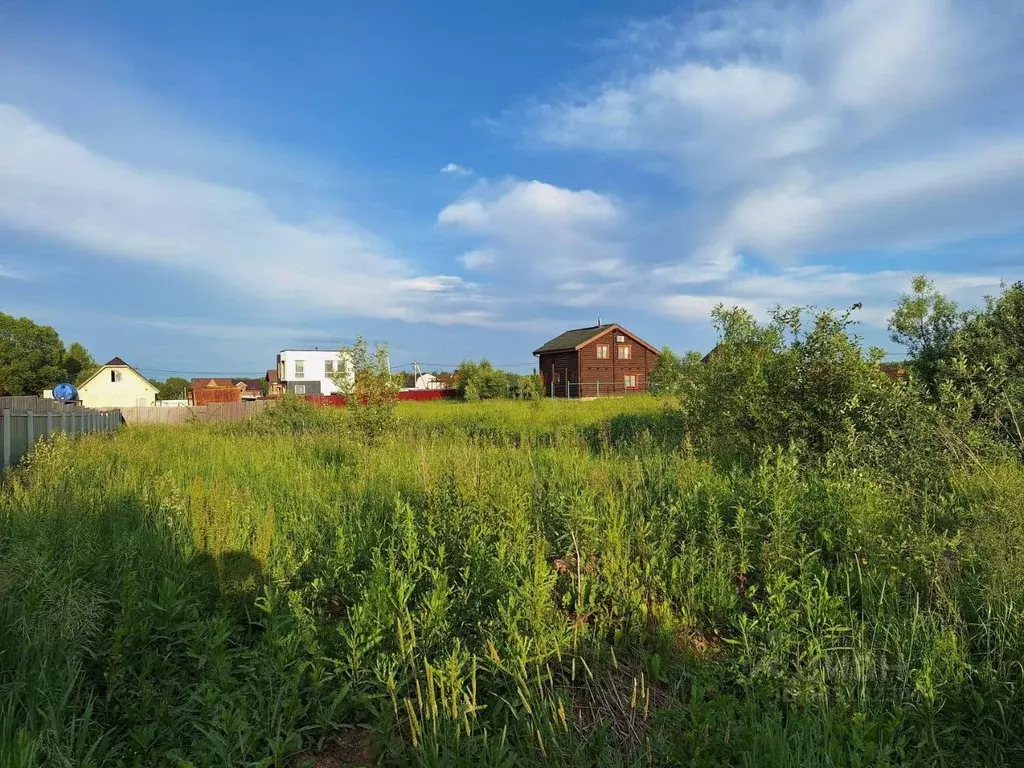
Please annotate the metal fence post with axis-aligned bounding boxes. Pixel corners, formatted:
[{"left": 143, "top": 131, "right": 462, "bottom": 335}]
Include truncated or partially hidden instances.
[
  {"left": 46, "top": 411, "right": 53, "bottom": 437},
  {"left": 596, "top": 380, "right": 600, "bottom": 397},
  {"left": 2, "top": 409, "right": 9, "bottom": 470},
  {"left": 26, "top": 410, "right": 33, "bottom": 448}
]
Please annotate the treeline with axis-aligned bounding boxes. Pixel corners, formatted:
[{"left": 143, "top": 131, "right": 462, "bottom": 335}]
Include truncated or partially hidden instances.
[
  {"left": 148, "top": 376, "right": 190, "bottom": 401},
  {"left": 451, "top": 359, "right": 543, "bottom": 401},
  {"left": 0, "top": 311, "right": 191, "bottom": 400},
  {"left": 0, "top": 313, "right": 99, "bottom": 395},
  {"left": 648, "top": 276, "right": 1024, "bottom": 470}
]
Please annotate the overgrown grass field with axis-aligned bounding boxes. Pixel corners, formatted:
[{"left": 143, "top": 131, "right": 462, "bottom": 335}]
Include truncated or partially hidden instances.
[{"left": 3, "top": 394, "right": 1024, "bottom": 766}]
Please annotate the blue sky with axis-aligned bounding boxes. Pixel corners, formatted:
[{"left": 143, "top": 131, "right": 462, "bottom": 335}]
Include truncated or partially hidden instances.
[{"left": 1, "top": 0, "right": 1022, "bottom": 378}]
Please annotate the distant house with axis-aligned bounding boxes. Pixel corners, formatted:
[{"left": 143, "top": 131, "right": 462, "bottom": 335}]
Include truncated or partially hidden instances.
[
  {"left": 533, "top": 323, "right": 659, "bottom": 397},
  {"left": 78, "top": 357, "right": 159, "bottom": 408},
  {"left": 265, "top": 369, "right": 285, "bottom": 397},
  {"left": 233, "top": 379, "right": 265, "bottom": 400},
  {"left": 276, "top": 349, "right": 354, "bottom": 396},
  {"left": 191, "top": 377, "right": 233, "bottom": 389},
  {"left": 189, "top": 378, "right": 241, "bottom": 406},
  {"left": 414, "top": 373, "right": 442, "bottom": 390},
  {"left": 880, "top": 362, "right": 907, "bottom": 381}
]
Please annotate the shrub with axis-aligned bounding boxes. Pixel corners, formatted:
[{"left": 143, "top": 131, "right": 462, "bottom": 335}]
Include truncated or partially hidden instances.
[
  {"left": 649, "top": 346, "right": 699, "bottom": 396},
  {"left": 453, "top": 359, "right": 511, "bottom": 400},
  {"left": 676, "top": 303, "right": 936, "bottom": 470},
  {"left": 511, "top": 372, "right": 544, "bottom": 400},
  {"left": 236, "top": 394, "right": 337, "bottom": 435},
  {"left": 333, "top": 335, "right": 400, "bottom": 439},
  {"left": 889, "top": 277, "right": 1024, "bottom": 454}
]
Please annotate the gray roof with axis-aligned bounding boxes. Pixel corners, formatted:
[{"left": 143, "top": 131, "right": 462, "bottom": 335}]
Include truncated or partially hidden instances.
[{"left": 533, "top": 324, "right": 616, "bottom": 355}]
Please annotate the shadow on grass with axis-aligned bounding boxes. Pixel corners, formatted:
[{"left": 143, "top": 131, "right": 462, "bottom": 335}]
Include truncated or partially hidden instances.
[
  {"left": 583, "top": 409, "right": 689, "bottom": 453},
  {"left": 188, "top": 549, "right": 266, "bottom": 616}
]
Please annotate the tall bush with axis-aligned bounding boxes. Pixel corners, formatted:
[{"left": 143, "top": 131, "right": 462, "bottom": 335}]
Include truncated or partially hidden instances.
[
  {"left": 889, "top": 277, "right": 1024, "bottom": 453},
  {"left": 453, "top": 359, "right": 510, "bottom": 400},
  {"left": 332, "top": 336, "right": 399, "bottom": 439},
  {"left": 676, "top": 303, "right": 924, "bottom": 467},
  {"left": 940, "top": 281, "right": 1024, "bottom": 451}
]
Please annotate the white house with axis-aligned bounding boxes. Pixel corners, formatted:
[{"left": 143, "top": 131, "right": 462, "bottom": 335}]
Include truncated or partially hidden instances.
[
  {"left": 414, "top": 373, "right": 442, "bottom": 390},
  {"left": 277, "top": 349, "right": 354, "bottom": 396},
  {"left": 78, "top": 357, "right": 158, "bottom": 408}
]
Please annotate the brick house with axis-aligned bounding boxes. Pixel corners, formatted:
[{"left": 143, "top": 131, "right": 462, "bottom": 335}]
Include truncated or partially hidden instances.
[{"left": 533, "top": 323, "right": 659, "bottom": 397}]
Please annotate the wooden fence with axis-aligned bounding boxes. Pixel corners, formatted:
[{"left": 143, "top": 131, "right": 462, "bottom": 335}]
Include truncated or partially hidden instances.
[
  {"left": 0, "top": 396, "right": 85, "bottom": 413},
  {"left": 121, "top": 400, "right": 270, "bottom": 426},
  {"left": 1, "top": 402, "right": 120, "bottom": 470}
]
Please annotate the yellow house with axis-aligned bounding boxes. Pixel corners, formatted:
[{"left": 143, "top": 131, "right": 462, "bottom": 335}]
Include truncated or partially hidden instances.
[{"left": 78, "top": 357, "right": 158, "bottom": 409}]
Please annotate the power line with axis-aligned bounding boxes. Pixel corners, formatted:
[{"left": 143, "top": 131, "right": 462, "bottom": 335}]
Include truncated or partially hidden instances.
[
  {"left": 390, "top": 361, "right": 537, "bottom": 370},
  {"left": 137, "top": 367, "right": 269, "bottom": 376}
]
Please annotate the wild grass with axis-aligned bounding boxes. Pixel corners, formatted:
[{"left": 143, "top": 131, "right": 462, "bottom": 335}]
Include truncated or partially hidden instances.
[{"left": 2, "top": 397, "right": 1023, "bottom": 766}]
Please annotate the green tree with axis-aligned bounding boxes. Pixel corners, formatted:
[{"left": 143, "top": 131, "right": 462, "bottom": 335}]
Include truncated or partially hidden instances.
[
  {"left": 331, "top": 336, "right": 399, "bottom": 439},
  {"left": 649, "top": 346, "right": 686, "bottom": 396},
  {"left": 157, "top": 376, "right": 189, "bottom": 401},
  {"left": 453, "top": 360, "right": 510, "bottom": 400},
  {"left": 64, "top": 342, "right": 98, "bottom": 385},
  {"left": 0, "top": 313, "right": 66, "bottom": 395},
  {"left": 512, "top": 373, "right": 543, "bottom": 400},
  {"left": 939, "top": 281, "right": 1024, "bottom": 448},
  {"left": 888, "top": 275, "right": 964, "bottom": 392},
  {"left": 678, "top": 302, "right": 915, "bottom": 466}
]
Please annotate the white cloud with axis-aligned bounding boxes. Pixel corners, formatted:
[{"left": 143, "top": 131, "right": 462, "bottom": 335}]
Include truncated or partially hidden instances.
[
  {"left": 438, "top": 179, "right": 626, "bottom": 280},
  {"left": 823, "top": 0, "right": 961, "bottom": 113},
  {"left": 395, "top": 275, "right": 469, "bottom": 293},
  {"left": 440, "top": 162, "right": 473, "bottom": 175},
  {"left": 459, "top": 249, "right": 497, "bottom": 269},
  {"left": 0, "top": 104, "right": 491, "bottom": 325},
  {"left": 0, "top": 262, "right": 26, "bottom": 280},
  {"left": 655, "top": 266, "right": 1005, "bottom": 332},
  {"left": 540, "top": 63, "right": 808, "bottom": 155},
  {"left": 530, "top": 0, "right": 1024, "bottom": 275},
  {"left": 720, "top": 139, "right": 1024, "bottom": 259},
  {"left": 657, "top": 294, "right": 759, "bottom": 322}
]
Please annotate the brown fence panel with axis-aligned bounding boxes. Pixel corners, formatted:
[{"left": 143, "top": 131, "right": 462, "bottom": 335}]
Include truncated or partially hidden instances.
[{"left": 191, "top": 387, "right": 242, "bottom": 406}]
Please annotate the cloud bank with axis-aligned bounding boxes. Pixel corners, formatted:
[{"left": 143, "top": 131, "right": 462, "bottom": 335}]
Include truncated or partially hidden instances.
[
  {"left": 451, "top": 0, "right": 1024, "bottom": 328},
  {"left": 0, "top": 104, "right": 486, "bottom": 324}
]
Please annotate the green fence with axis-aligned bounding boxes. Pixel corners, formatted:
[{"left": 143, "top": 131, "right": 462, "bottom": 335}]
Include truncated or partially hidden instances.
[{"left": 0, "top": 400, "right": 120, "bottom": 470}]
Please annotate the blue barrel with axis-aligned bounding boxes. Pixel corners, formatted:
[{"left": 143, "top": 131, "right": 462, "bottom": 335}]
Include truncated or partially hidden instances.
[{"left": 52, "top": 383, "right": 79, "bottom": 402}]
